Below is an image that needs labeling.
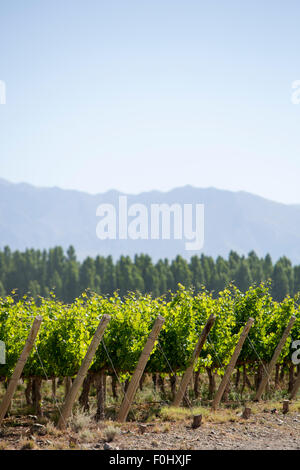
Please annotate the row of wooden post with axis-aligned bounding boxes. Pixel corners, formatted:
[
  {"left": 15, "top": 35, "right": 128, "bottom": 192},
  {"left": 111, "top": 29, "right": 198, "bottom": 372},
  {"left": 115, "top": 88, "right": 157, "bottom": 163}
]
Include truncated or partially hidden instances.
[{"left": 0, "top": 313, "right": 299, "bottom": 428}]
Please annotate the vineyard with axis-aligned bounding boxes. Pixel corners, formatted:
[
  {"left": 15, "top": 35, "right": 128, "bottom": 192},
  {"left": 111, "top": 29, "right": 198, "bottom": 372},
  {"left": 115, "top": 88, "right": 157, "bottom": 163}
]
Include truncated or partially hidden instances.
[{"left": 0, "top": 282, "right": 299, "bottom": 434}]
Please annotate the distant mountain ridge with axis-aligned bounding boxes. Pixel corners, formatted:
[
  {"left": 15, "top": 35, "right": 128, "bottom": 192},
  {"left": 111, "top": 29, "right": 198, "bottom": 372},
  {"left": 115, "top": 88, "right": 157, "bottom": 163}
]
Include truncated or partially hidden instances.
[{"left": 1, "top": 178, "right": 300, "bottom": 263}]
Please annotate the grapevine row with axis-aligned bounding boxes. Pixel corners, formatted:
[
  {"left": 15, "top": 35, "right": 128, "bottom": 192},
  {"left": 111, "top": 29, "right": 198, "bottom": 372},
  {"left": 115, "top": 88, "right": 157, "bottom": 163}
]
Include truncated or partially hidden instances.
[{"left": 0, "top": 282, "right": 299, "bottom": 381}]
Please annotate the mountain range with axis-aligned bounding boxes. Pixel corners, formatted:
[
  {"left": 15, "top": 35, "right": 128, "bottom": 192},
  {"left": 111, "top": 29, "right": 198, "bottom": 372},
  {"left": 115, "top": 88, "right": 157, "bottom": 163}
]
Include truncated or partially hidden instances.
[{"left": 1, "top": 178, "right": 300, "bottom": 263}]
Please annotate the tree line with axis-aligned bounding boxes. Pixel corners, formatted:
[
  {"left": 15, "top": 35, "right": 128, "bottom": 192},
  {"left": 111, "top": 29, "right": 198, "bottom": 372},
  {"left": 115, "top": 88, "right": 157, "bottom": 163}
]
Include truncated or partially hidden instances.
[{"left": 0, "top": 245, "right": 298, "bottom": 303}]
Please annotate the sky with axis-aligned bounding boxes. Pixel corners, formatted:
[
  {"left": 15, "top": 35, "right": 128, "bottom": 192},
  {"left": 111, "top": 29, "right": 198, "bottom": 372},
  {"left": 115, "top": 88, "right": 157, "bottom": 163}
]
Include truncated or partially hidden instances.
[{"left": 0, "top": 0, "right": 300, "bottom": 204}]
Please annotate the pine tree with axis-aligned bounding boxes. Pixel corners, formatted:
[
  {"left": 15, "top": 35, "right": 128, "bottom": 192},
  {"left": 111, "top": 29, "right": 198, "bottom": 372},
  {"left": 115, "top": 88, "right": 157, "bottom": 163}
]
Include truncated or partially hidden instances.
[
  {"left": 235, "top": 259, "right": 252, "bottom": 292},
  {"left": 272, "top": 263, "right": 289, "bottom": 301}
]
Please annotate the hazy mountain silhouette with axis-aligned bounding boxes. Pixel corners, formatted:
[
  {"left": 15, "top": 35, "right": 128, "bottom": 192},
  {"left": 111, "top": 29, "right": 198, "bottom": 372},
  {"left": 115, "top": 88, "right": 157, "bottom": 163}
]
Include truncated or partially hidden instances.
[{"left": 1, "top": 178, "right": 300, "bottom": 263}]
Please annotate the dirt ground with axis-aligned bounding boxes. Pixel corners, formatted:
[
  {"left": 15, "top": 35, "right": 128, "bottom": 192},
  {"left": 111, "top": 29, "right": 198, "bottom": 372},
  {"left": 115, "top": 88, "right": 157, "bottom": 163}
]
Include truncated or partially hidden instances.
[
  {"left": 0, "top": 404, "right": 299, "bottom": 450},
  {"left": 117, "top": 413, "right": 300, "bottom": 450}
]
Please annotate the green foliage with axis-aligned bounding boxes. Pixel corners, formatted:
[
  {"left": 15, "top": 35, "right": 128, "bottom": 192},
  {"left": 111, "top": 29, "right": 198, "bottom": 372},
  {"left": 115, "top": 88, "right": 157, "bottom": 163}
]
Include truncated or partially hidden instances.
[
  {"left": 0, "top": 283, "right": 299, "bottom": 379},
  {"left": 1, "top": 246, "right": 300, "bottom": 303}
]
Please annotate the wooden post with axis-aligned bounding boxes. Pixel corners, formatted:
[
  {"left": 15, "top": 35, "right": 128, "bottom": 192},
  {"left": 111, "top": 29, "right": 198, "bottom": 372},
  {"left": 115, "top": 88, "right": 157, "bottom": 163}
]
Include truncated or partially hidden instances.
[
  {"left": 255, "top": 315, "right": 296, "bottom": 401},
  {"left": 242, "top": 407, "right": 251, "bottom": 419},
  {"left": 173, "top": 314, "right": 216, "bottom": 407},
  {"left": 212, "top": 317, "right": 254, "bottom": 410},
  {"left": 192, "top": 414, "right": 202, "bottom": 428},
  {"left": 0, "top": 316, "right": 42, "bottom": 425},
  {"left": 117, "top": 315, "right": 165, "bottom": 423},
  {"left": 282, "top": 399, "right": 289, "bottom": 414},
  {"left": 290, "top": 370, "right": 300, "bottom": 400},
  {"left": 57, "top": 314, "right": 110, "bottom": 429}
]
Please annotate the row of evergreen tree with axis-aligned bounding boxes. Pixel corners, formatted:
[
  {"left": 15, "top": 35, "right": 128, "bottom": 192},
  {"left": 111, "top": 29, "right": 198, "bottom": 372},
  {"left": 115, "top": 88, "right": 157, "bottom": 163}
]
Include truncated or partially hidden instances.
[{"left": 0, "top": 246, "right": 298, "bottom": 303}]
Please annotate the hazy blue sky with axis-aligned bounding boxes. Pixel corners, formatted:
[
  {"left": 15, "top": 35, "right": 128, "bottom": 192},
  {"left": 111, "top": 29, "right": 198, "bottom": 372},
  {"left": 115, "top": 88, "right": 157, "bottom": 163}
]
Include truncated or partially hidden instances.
[{"left": 0, "top": 0, "right": 300, "bottom": 203}]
